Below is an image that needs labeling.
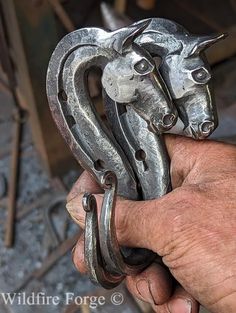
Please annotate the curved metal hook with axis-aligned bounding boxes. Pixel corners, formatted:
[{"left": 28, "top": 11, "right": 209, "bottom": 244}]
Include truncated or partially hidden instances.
[{"left": 83, "top": 192, "right": 124, "bottom": 289}]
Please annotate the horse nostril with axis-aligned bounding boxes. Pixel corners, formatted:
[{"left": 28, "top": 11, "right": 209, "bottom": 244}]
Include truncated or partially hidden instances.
[
  {"left": 163, "top": 114, "right": 176, "bottom": 127},
  {"left": 200, "top": 121, "right": 214, "bottom": 134}
]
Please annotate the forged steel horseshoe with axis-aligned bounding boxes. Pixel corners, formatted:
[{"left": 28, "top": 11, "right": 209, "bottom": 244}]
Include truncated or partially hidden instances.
[{"left": 47, "top": 21, "right": 178, "bottom": 287}]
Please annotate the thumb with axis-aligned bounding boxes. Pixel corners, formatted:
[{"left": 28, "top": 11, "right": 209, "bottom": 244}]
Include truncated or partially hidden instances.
[{"left": 66, "top": 187, "right": 186, "bottom": 255}]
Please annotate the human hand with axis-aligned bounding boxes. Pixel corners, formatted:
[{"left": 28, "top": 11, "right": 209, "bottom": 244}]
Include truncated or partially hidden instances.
[{"left": 66, "top": 135, "right": 236, "bottom": 313}]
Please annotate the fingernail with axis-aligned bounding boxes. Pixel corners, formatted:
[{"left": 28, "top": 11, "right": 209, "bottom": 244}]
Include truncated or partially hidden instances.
[
  {"left": 168, "top": 298, "right": 192, "bottom": 313},
  {"left": 66, "top": 198, "right": 85, "bottom": 227},
  {"left": 66, "top": 200, "right": 76, "bottom": 214},
  {"left": 67, "top": 188, "right": 77, "bottom": 202},
  {"left": 136, "top": 279, "right": 156, "bottom": 305}
]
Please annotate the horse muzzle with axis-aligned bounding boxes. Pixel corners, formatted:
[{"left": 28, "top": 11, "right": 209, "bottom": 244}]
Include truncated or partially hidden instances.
[{"left": 185, "top": 120, "right": 216, "bottom": 139}]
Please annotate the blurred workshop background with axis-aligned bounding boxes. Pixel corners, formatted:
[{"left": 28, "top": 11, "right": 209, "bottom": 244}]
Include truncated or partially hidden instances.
[{"left": 0, "top": 0, "right": 235, "bottom": 312}]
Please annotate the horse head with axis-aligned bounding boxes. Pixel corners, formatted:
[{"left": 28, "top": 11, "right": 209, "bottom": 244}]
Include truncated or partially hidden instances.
[
  {"left": 102, "top": 39, "right": 177, "bottom": 133},
  {"left": 135, "top": 18, "right": 227, "bottom": 139},
  {"left": 163, "top": 33, "right": 226, "bottom": 139}
]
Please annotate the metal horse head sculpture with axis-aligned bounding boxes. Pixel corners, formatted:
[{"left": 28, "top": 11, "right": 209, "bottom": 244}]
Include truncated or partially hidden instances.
[
  {"left": 102, "top": 43, "right": 176, "bottom": 132},
  {"left": 47, "top": 11, "right": 226, "bottom": 288},
  {"left": 101, "top": 4, "right": 226, "bottom": 139},
  {"left": 47, "top": 21, "right": 177, "bottom": 288},
  {"left": 135, "top": 18, "right": 226, "bottom": 139}
]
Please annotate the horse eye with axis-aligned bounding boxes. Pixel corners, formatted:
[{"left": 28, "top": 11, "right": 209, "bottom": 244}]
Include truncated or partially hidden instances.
[
  {"left": 191, "top": 67, "right": 211, "bottom": 84},
  {"left": 134, "top": 59, "right": 152, "bottom": 74}
]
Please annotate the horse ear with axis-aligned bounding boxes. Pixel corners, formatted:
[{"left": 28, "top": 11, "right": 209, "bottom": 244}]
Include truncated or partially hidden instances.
[
  {"left": 187, "top": 33, "right": 228, "bottom": 57},
  {"left": 111, "top": 19, "right": 151, "bottom": 54}
]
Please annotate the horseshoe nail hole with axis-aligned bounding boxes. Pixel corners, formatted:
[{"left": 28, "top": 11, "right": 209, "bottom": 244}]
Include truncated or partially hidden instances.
[
  {"left": 135, "top": 149, "right": 146, "bottom": 161},
  {"left": 58, "top": 90, "right": 68, "bottom": 101},
  {"left": 66, "top": 115, "right": 76, "bottom": 128},
  {"left": 94, "top": 159, "right": 105, "bottom": 171}
]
